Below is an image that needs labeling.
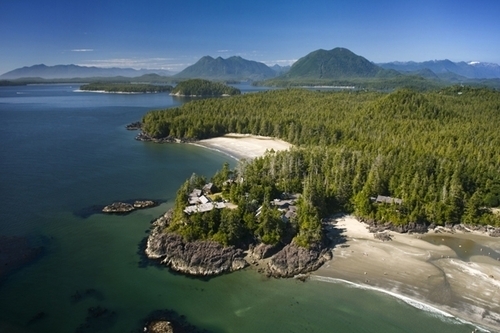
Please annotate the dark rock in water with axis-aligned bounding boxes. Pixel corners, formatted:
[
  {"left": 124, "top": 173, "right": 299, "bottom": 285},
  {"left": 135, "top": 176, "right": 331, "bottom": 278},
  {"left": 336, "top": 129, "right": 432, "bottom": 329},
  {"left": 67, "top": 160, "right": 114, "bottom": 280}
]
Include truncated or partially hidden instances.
[
  {"left": 27, "top": 311, "right": 47, "bottom": 325},
  {"left": 0, "top": 235, "right": 44, "bottom": 282},
  {"left": 146, "top": 232, "right": 247, "bottom": 276},
  {"left": 133, "top": 200, "right": 156, "bottom": 209},
  {"left": 126, "top": 121, "right": 142, "bottom": 130},
  {"left": 267, "top": 243, "right": 332, "bottom": 278},
  {"left": 70, "top": 288, "right": 104, "bottom": 304},
  {"left": 135, "top": 309, "right": 213, "bottom": 333},
  {"left": 75, "top": 306, "right": 117, "bottom": 333}
]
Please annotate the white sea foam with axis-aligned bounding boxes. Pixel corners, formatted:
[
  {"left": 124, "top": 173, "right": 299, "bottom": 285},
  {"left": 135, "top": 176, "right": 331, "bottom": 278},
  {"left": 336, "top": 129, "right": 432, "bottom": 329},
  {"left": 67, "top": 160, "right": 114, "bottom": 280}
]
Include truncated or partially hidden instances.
[{"left": 311, "top": 275, "right": 491, "bottom": 332}]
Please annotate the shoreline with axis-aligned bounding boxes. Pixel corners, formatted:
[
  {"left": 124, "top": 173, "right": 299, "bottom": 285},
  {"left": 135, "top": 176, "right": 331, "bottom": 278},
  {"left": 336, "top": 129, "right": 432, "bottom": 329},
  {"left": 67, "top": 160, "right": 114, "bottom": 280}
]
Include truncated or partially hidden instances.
[
  {"left": 151, "top": 133, "right": 499, "bottom": 331},
  {"left": 190, "top": 133, "right": 293, "bottom": 160},
  {"left": 313, "top": 215, "right": 500, "bottom": 333}
]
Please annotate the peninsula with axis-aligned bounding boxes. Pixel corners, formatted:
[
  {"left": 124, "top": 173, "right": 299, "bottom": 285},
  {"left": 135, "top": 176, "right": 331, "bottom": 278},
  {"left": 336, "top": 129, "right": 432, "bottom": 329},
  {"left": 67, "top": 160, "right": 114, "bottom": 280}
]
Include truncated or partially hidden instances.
[
  {"left": 139, "top": 86, "right": 500, "bottom": 332},
  {"left": 79, "top": 82, "right": 173, "bottom": 93}
]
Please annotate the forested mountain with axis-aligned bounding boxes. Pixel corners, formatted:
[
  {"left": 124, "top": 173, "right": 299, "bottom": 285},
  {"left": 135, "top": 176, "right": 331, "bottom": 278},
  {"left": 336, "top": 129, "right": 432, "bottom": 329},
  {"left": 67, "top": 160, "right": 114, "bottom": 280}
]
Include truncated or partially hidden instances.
[
  {"left": 270, "top": 64, "right": 291, "bottom": 75},
  {"left": 170, "top": 79, "right": 240, "bottom": 96},
  {"left": 281, "top": 48, "right": 394, "bottom": 79},
  {"left": 379, "top": 60, "right": 500, "bottom": 79},
  {"left": 141, "top": 87, "right": 500, "bottom": 233},
  {"left": 174, "top": 56, "right": 277, "bottom": 81},
  {"left": 0, "top": 64, "right": 174, "bottom": 80}
]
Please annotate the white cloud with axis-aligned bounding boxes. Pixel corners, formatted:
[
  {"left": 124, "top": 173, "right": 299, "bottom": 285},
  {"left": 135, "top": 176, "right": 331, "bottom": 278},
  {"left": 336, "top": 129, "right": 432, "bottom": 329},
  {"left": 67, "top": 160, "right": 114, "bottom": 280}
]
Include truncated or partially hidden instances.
[
  {"left": 263, "top": 59, "right": 297, "bottom": 66},
  {"left": 77, "top": 57, "right": 188, "bottom": 71},
  {"left": 71, "top": 49, "right": 94, "bottom": 52},
  {"left": 217, "top": 49, "right": 231, "bottom": 53}
]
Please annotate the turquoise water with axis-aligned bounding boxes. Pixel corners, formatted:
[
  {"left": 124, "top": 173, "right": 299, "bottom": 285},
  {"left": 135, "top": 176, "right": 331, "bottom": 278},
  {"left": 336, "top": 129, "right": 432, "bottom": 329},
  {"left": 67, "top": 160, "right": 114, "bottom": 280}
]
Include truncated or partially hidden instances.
[{"left": 0, "top": 84, "right": 482, "bottom": 333}]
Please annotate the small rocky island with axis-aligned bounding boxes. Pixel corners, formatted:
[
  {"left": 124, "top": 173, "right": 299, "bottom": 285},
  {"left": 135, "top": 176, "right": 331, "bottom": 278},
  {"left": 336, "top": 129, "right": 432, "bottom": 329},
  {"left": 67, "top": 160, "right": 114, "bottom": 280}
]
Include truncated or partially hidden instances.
[{"left": 102, "top": 200, "right": 157, "bottom": 214}]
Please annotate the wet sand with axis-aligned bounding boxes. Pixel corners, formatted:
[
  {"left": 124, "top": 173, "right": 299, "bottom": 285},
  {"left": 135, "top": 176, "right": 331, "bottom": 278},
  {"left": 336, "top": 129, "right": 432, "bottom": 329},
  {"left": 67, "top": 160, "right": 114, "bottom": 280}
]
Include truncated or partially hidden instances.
[{"left": 313, "top": 215, "right": 500, "bottom": 332}]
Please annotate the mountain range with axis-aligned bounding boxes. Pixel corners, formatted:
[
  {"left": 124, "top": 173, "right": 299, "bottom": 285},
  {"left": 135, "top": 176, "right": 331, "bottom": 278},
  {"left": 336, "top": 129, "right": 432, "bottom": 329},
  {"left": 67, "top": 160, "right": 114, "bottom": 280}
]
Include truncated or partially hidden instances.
[
  {"left": 1, "top": 49, "right": 500, "bottom": 82},
  {"left": 378, "top": 60, "right": 500, "bottom": 79},
  {"left": 0, "top": 64, "right": 174, "bottom": 80}
]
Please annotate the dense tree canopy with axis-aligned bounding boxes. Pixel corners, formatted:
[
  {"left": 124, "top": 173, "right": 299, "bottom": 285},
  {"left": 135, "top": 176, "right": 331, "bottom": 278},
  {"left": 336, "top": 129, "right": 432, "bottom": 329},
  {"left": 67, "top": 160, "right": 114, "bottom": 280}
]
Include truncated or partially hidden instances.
[
  {"left": 170, "top": 79, "right": 241, "bottom": 97},
  {"left": 80, "top": 82, "right": 172, "bottom": 93},
  {"left": 145, "top": 86, "right": 500, "bottom": 247}
]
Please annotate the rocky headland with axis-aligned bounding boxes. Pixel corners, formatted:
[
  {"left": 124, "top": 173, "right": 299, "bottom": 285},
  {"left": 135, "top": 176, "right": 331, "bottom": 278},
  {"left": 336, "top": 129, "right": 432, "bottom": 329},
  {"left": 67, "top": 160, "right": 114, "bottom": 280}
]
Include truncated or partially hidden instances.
[
  {"left": 135, "top": 131, "right": 196, "bottom": 144},
  {"left": 126, "top": 121, "right": 142, "bottom": 130},
  {"left": 144, "top": 210, "right": 332, "bottom": 278}
]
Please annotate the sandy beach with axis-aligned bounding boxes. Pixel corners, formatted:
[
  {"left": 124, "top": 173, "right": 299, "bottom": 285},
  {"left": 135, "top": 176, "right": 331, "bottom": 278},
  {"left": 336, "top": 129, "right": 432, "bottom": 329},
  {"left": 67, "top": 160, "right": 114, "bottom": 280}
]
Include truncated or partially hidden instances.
[
  {"left": 191, "top": 133, "right": 293, "bottom": 160},
  {"left": 313, "top": 215, "right": 500, "bottom": 332}
]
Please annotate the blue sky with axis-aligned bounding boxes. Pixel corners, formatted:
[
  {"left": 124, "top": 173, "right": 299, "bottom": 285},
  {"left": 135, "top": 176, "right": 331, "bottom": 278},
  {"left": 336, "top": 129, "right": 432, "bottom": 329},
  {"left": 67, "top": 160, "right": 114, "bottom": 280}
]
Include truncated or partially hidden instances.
[{"left": 1, "top": 0, "right": 499, "bottom": 74}]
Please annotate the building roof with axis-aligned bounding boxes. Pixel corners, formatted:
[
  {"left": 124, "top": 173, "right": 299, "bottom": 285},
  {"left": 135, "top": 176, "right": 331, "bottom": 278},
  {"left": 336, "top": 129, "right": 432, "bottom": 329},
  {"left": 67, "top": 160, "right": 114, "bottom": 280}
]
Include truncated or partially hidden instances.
[{"left": 373, "top": 195, "right": 403, "bottom": 205}]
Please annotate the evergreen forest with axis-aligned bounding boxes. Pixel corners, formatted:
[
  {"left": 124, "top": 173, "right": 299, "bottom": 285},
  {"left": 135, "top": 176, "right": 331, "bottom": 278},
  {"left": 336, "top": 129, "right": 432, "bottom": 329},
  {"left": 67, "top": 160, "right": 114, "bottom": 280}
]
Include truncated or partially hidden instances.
[
  {"left": 142, "top": 86, "right": 500, "bottom": 247},
  {"left": 80, "top": 82, "right": 173, "bottom": 93},
  {"left": 170, "top": 79, "right": 241, "bottom": 96}
]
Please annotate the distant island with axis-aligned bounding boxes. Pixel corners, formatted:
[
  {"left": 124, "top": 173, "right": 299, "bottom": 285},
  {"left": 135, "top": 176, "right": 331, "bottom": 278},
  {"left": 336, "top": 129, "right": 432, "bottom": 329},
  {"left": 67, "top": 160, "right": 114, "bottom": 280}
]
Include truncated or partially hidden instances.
[
  {"left": 79, "top": 82, "right": 173, "bottom": 93},
  {"left": 170, "top": 79, "right": 241, "bottom": 97}
]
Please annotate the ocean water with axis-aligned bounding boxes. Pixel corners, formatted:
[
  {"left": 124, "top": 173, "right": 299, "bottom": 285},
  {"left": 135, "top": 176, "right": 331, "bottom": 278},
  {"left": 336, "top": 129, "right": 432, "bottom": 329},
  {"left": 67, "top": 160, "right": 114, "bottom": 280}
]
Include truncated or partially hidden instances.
[{"left": 0, "top": 84, "right": 483, "bottom": 333}]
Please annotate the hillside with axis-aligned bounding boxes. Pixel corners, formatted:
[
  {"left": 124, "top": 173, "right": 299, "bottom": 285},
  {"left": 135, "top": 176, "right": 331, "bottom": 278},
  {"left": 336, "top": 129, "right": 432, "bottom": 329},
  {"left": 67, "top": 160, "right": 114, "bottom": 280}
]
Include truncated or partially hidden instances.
[
  {"left": 174, "top": 56, "right": 276, "bottom": 81},
  {"left": 170, "top": 79, "right": 240, "bottom": 97}
]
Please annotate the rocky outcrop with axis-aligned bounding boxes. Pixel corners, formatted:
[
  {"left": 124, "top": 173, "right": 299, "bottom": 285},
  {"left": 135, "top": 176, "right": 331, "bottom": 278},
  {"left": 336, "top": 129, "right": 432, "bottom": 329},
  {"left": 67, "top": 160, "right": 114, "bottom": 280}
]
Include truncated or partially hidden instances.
[
  {"left": 135, "top": 132, "right": 196, "bottom": 144},
  {"left": 266, "top": 243, "right": 332, "bottom": 278},
  {"left": 249, "top": 243, "right": 278, "bottom": 260},
  {"left": 147, "top": 321, "right": 174, "bottom": 333},
  {"left": 360, "top": 218, "right": 428, "bottom": 234},
  {"left": 133, "top": 200, "right": 157, "bottom": 209},
  {"left": 360, "top": 216, "right": 500, "bottom": 238},
  {"left": 126, "top": 122, "right": 142, "bottom": 130},
  {"left": 102, "top": 202, "right": 134, "bottom": 213},
  {"left": 146, "top": 232, "right": 247, "bottom": 276},
  {"left": 431, "top": 223, "right": 500, "bottom": 237},
  {"left": 145, "top": 210, "right": 333, "bottom": 278},
  {"left": 102, "top": 200, "right": 157, "bottom": 214},
  {"left": 138, "top": 309, "right": 213, "bottom": 333},
  {"left": 373, "top": 232, "right": 393, "bottom": 241},
  {"left": 145, "top": 211, "right": 247, "bottom": 276}
]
